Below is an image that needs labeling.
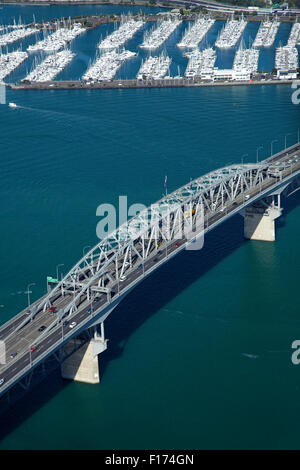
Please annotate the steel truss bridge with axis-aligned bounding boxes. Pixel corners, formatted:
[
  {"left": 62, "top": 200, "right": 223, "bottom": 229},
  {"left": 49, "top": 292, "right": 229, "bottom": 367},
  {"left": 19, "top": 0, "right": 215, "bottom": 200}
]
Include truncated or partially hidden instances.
[{"left": 0, "top": 142, "right": 299, "bottom": 400}]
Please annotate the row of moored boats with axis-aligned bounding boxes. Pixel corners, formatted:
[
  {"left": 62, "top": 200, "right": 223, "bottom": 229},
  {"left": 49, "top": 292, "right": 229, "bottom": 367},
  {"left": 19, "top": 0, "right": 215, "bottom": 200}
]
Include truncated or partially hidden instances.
[
  {"left": 25, "top": 50, "right": 75, "bottom": 81},
  {"left": 215, "top": 17, "right": 247, "bottom": 49},
  {"left": 253, "top": 20, "right": 280, "bottom": 47},
  {"left": 83, "top": 50, "right": 136, "bottom": 81},
  {"left": 139, "top": 19, "right": 181, "bottom": 49}
]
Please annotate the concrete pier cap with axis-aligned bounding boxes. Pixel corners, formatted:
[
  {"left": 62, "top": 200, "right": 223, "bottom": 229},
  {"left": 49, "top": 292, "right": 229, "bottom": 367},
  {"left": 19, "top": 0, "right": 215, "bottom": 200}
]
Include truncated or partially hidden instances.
[
  {"left": 61, "top": 322, "right": 108, "bottom": 384},
  {"left": 241, "top": 193, "right": 284, "bottom": 242}
]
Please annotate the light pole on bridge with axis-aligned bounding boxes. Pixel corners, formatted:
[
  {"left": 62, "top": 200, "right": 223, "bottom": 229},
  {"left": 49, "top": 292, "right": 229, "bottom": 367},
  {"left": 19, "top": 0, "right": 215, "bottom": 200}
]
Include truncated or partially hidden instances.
[
  {"left": 56, "top": 263, "right": 64, "bottom": 281},
  {"left": 83, "top": 245, "right": 91, "bottom": 258},
  {"left": 256, "top": 146, "right": 263, "bottom": 164},
  {"left": 285, "top": 133, "right": 292, "bottom": 149},
  {"left": 241, "top": 154, "right": 248, "bottom": 165},
  {"left": 25, "top": 283, "right": 35, "bottom": 308},
  {"left": 271, "top": 140, "right": 278, "bottom": 157}
]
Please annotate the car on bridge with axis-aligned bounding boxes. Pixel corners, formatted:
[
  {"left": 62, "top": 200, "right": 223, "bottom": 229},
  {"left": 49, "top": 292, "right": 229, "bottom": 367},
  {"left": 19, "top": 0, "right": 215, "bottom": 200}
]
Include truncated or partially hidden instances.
[
  {"left": 0, "top": 378, "right": 4, "bottom": 386},
  {"left": 69, "top": 322, "right": 77, "bottom": 329},
  {"left": 48, "top": 306, "right": 57, "bottom": 313},
  {"left": 10, "top": 352, "right": 17, "bottom": 359},
  {"left": 30, "top": 345, "right": 38, "bottom": 353},
  {"left": 63, "top": 320, "right": 69, "bottom": 327},
  {"left": 38, "top": 325, "right": 46, "bottom": 332}
]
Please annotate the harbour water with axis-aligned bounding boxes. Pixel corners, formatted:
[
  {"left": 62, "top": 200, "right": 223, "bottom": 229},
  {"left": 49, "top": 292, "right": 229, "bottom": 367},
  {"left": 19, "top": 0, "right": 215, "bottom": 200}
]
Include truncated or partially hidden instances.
[{"left": 0, "top": 5, "right": 300, "bottom": 450}]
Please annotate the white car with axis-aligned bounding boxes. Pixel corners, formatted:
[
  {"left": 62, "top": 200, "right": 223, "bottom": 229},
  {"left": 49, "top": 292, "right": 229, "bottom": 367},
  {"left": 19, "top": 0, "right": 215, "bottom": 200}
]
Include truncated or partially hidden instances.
[
  {"left": 69, "top": 322, "right": 77, "bottom": 329},
  {"left": 120, "top": 275, "right": 126, "bottom": 282},
  {"left": 0, "top": 378, "right": 4, "bottom": 386}
]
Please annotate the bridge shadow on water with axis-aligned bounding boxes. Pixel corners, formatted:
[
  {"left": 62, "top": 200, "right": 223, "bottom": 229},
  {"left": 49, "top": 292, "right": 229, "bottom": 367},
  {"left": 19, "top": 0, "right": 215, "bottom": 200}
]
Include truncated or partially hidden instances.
[{"left": 0, "top": 191, "right": 299, "bottom": 442}]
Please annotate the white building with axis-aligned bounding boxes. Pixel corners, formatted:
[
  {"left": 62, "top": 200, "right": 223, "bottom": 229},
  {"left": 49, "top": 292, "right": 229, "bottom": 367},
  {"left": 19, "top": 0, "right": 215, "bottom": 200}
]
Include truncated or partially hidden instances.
[
  {"left": 213, "top": 69, "right": 251, "bottom": 81},
  {"left": 277, "top": 69, "right": 298, "bottom": 80}
]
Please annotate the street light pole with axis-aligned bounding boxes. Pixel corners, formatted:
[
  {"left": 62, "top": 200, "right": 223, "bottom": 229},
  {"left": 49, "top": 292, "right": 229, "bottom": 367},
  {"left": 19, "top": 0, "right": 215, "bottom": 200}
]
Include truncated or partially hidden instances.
[
  {"left": 83, "top": 245, "right": 91, "bottom": 258},
  {"left": 271, "top": 139, "right": 278, "bottom": 156},
  {"left": 285, "top": 133, "right": 292, "bottom": 149},
  {"left": 26, "top": 283, "right": 35, "bottom": 308},
  {"left": 56, "top": 263, "right": 64, "bottom": 281},
  {"left": 256, "top": 146, "right": 263, "bottom": 163},
  {"left": 241, "top": 154, "right": 248, "bottom": 165}
]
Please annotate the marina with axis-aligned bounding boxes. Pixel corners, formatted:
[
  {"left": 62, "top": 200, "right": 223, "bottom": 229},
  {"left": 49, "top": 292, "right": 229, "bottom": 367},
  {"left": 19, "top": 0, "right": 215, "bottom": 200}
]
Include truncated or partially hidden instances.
[
  {"left": 0, "top": 15, "right": 297, "bottom": 86},
  {"left": 215, "top": 17, "right": 247, "bottom": 49},
  {"left": 0, "top": 26, "right": 38, "bottom": 47},
  {"left": 98, "top": 17, "right": 144, "bottom": 50},
  {"left": 177, "top": 17, "right": 215, "bottom": 49},
  {"left": 27, "top": 23, "right": 85, "bottom": 53},
  {"left": 83, "top": 50, "right": 136, "bottom": 81},
  {"left": 139, "top": 18, "right": 181, "bottom": 50},
  {"left": 0, "top": 51, "right": 28, "bottom": 81},
  {"left": 253, "top": 19, "right": 280, "bottom": 47},
  {"left": 25, "top": 50, "right": 75, "bottom": 82},
  {"left": 137, "top": 53, "right": 172, "bottom": 79}
]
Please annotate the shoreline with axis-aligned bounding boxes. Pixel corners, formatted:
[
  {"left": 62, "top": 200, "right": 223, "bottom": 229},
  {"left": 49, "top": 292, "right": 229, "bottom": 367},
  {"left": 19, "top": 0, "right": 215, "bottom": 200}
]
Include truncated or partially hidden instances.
[
  {"left": 0, "top": 2, "right": 298, "bottom": 23},
  {"left": 6, "top": 79, "right": 294, "bottom": 90},
  {"left": 0, "top": 1, "right": 174, "bottom": 5}
]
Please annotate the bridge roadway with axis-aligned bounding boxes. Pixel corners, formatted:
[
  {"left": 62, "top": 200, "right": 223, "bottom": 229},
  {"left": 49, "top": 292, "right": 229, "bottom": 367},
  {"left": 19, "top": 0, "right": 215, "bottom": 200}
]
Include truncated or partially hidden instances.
[{"left": 0, "top": 142, "right": 299, "bottom": 396}]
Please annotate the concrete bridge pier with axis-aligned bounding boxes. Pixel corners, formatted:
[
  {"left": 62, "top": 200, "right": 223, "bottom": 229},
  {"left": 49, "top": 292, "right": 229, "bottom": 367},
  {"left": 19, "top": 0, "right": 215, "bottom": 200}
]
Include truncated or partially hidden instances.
[
  {"left": 61, "top": 322, "right": 108, "bottom": 384},
  {"left": 242, "top": 194, "right": 283, "bottom": 242}
]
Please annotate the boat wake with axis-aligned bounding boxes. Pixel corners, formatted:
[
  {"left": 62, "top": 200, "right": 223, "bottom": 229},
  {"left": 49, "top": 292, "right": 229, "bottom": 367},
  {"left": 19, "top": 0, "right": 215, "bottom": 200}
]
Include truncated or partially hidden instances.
[{"left": 241, "top": 353, "right": 259, "bottom": 359}]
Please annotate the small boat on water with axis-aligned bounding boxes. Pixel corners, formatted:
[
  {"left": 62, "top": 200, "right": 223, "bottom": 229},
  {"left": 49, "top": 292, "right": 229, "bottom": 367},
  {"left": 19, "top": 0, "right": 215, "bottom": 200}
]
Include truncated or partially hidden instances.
[{"left": 8, "top": 102, "right": 17, "bottom": 108}]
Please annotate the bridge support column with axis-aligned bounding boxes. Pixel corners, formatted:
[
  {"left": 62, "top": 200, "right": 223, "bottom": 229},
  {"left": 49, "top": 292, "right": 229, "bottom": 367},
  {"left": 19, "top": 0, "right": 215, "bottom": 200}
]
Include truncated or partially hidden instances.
[
  {"left": 61, "top": 323, "right": 108, "bottom": 384},
  {"left": 242, "top": 195, "right": 282, "bottom": 242}
]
